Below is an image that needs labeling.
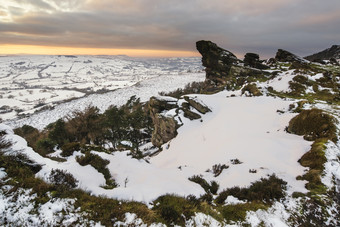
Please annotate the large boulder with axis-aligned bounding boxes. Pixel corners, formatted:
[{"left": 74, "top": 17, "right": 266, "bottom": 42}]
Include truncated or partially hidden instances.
[
  {"left": 196, "top": 41, "right": 267, "bottom": 84},
  {"left": 244, "top": 53, "right": 269, "bottom": 70},
  {"left": 275, "top": 49, "right": 308, "bottom": 64},
  {"left": 149, "top": 96, "right": 179, "bottom": 147},
  {"left": 196, "top": 40, "right": 240, "bottom": 84},
  {"left": 151, "top": 115, "right": 178, "bottom": 147}
]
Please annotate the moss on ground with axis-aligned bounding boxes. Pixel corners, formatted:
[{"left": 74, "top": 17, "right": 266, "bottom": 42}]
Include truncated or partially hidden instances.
[{"left": 287, "top": 109, "right": 337, "bottom": 142}]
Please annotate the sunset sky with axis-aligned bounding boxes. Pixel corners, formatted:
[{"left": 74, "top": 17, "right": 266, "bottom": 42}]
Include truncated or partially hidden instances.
[{"left": 0, "top": 0, "right": 339, "bottom": 57}]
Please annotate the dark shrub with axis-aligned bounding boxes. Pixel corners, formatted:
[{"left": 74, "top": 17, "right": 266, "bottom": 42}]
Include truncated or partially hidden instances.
[
  {"left": 210, "top": 181, "right": 220, "bottom": 194},
  {"left": 14, "top": 125, "right": 41, "bottom": 149},
  {"left": 48, "top": 119, "right": 70, "bottom": 146},
  {"left": 36, "top": 138, "right": 56, "bottom": 155},
  {"left": 199, "top": 193, "right": 213, "bottom": 204},
  {"left": 216, "top": 174, "right": 287, "bottom": 204},
  {"left": 297, "top": 139, "right": 328, "bottom": 194},
  {"left": 15, "top": 124, "right": 38, "bottom": 136},
  {"left": 212, "top": 164, "right": 229, "bottom": 177},
  {"left": 189, "top": 175, "right": 220, "bottom": 195},
  {"left": 49, "top": 169, "right": 78, "bottom": 191},
  {"left": 288, "top": 81, "right": 306, "bottom": 96},
  {"left": 230, "top": 159, "right": 243, "bottom": 165},
  {"left": 0, "top": 130, "right": 11, "bottom": 150},
  {"left": 66, "top": 106, "right": 103, "bottom": 144},
  {"left": 189, "top": 175, "right": 211, "bottom": 193},
  {"left": 153, "top": 194, "right": 197, "bottom": 225},
  {"left": 159, "top": 81, "right": 208, "bottom": 99},
  {"left": 61, "top": 142, "right": 80, "bottom": 157}
]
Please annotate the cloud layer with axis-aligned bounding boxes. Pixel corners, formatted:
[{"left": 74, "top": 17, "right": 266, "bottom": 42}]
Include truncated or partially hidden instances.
[{"left": 0, "top": 0, "right": 339, "bottom": 57}]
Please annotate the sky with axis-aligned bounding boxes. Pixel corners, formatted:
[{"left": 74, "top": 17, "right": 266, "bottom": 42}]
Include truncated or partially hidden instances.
[{"left": 0, "top": 0, "right": 339, "bottom": 58}]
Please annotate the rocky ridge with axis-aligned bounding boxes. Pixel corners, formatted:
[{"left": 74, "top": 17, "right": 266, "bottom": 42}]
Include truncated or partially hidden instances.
[{"left": 305, "top": 45, "right": 340, "bottom": 63}]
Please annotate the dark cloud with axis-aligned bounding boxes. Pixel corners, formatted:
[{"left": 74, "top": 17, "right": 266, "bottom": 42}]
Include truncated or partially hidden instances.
[{"left": 1, "top": 0, "right": 340, "bottom": 57}]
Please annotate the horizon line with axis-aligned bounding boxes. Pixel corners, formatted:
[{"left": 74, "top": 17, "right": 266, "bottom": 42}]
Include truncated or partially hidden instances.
[{"left": 0, "top": 44, "right": 200, "bottom": 58}]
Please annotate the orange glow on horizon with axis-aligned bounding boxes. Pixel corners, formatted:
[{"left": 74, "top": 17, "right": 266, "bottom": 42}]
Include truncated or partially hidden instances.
[{"left": 0, "top": 44, "right": 200, "bottom": 58}]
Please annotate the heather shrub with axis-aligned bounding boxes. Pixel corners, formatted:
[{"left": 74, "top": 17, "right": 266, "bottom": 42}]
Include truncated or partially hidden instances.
[
  {"left": 189, "top": 175, "right": 220, "bottom": 195},
  {"left": 48, "top": 119, "right": 70, "bottom": 146},
  {"left": 216, "top": 174, "right": 287, "bottom": 204},
  {"left": 159, "top": 81, "right": 208, "bottom": 98},
  {"left": 49, "top": 169, "right": 78, "bottom": 190},
  {"left": 36, "top": 138, "right": 56, "bottom": 155},
  {"left": 211, "top": 164, "right": 229, "bottom": 177},
  {"left": 153, "top": 194, "right": 197, "bottom": 225},
  {"left": 61, "top": 142, "right": 80, "bottom": 157}
]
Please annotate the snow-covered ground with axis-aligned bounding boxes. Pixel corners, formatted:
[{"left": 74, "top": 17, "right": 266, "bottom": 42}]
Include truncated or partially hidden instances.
[
  {"left": 0, "top": 92, "right": 312, "bottom": 204},
  {"left": 1, "top": 55, "right": 339, "bottom": 226},
  {"left": 0, "top": 55, "right": 203, "bottom": 122},
  {"left": 6, "top": 71, "right": 205, "bottom": 130}
]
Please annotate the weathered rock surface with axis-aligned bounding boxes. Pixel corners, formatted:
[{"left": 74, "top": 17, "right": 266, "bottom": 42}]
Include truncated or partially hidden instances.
[
  {"left": 183, "top": 96, "right": 211, "bottom": 114},
  {"left": 196, "top": 40, "right": 268, "bottom": 84},
  {"left": 148, "top": 95, "right": 212, "bottom": 147},
  {"left": 305, "top": 45, "right": 340, "bottom": 61},
  {"left": 149, "top": 96, "right": 178, "bottom": 113},
  {"left": 241, "top": 83, "right": 263, "bottom": 96},
  {"left": 244, "top": 53, "right": 269, "bottom": 70},
  {"left": 275, "top": 49, "right": 309, "bottom": 64},
  {"left": 149, "top": 96, "right": 179, "bottom": 147},
  {"left": 181, "top": 102, "right": 201, "bottom": 120},
  {"left": 196, "top": 40, "right": 240, "bottom": 84},
  {"left": 151, "top": 115, "right": 178, "bottom": 147}
]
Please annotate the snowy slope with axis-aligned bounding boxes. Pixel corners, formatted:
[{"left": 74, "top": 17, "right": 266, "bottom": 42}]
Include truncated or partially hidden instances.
[
  {"left": 0, "top": 55, "right": 203, "bottom": 122},
  {"left": 0, "top": 92, "right": 312, "bottom": 204}
]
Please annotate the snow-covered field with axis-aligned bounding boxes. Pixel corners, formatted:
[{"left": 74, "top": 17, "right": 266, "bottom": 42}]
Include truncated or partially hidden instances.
[{"left": 0, "top": 55, "right": 203, "bottom": 122}]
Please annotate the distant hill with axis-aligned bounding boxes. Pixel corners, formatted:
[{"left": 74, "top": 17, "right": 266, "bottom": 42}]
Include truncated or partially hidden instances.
[{"left": 305, "top": 45, "right": 340, "bottom": 61}]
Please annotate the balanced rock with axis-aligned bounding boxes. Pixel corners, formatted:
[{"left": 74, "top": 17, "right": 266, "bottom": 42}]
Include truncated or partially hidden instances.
[{"left": 196, "top": 40, "right": 240, "bottom": 84}]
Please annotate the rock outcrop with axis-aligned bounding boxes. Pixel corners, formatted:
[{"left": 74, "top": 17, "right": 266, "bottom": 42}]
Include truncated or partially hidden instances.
[
  {"left": 275, "top": 49, "right": 308, "bottom": 64},
  {"left": 196, "top": 40, "right": 240, "bottom": 84},
  {"left": 148, "top": 95, "right": 212, "bottom": 147},
  {"left": 183, "top": 96, "right": 211, "bottom": 114},
  {"left": 244, "top": 53, "right": 269, "bottom": 70},
  {"left": 196, "top": 40, "right": 267, "bottom": 85},
  {"left": 149, "top": 96, "right": 179, "bottom": 147},
  {"left": 181, "top": 102, "right": 201, "bottom": 120},
  {"left": 305, "top": 45, "right": 340, "bottom": 61},
  {"left": 241, "top": 83, "right": 262, "bottom": 97}
]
